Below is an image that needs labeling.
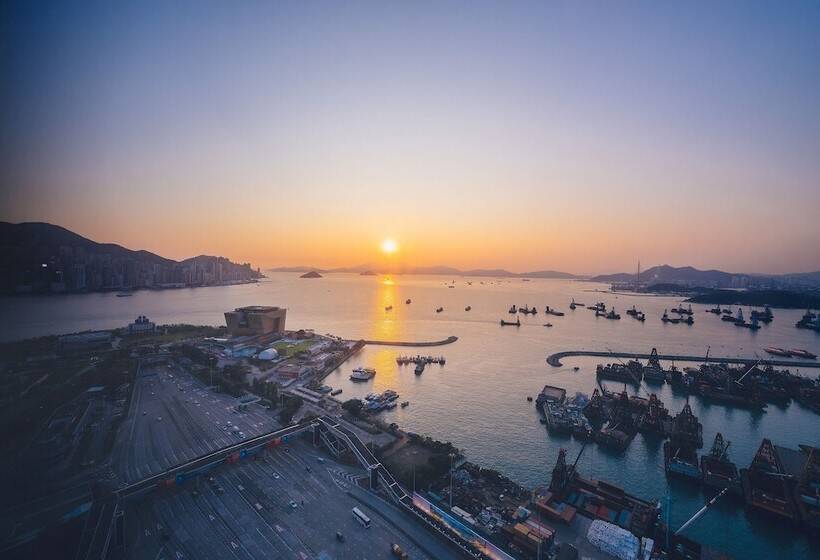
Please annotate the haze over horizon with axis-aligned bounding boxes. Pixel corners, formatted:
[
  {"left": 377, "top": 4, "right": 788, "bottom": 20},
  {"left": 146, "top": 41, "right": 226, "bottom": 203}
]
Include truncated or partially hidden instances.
[{"left": 3, "top": 1, "right": 820, "bottom": 275}]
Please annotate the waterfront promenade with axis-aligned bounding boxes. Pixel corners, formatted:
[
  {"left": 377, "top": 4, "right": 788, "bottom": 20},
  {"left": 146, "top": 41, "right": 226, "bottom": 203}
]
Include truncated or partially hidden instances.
[{"left": 547, "top": 349, "right": 820, "bottom": 368}]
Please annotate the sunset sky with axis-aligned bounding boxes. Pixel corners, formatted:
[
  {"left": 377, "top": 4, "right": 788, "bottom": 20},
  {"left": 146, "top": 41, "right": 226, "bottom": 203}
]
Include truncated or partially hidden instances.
[{"left": 2, "top": 1, "right": 819, "bottom": 275}]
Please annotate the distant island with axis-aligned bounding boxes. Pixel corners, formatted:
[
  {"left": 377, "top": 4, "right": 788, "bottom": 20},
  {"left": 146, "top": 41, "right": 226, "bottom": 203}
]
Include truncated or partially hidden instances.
[
  {"left": 300, "top": 271, "right": 322, "bottom": 278},
  {"left": 0, "top": 222, "right": 263, "bottom": 295}
]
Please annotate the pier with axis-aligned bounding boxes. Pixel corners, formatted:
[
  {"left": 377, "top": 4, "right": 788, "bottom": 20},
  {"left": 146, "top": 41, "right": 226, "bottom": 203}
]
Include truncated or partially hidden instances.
[
  {"left": 547, "top": 349, "right": 820, "bottom": 369},
  {"left": 363, "top": 335, "right": 458, "bottom": 347}
]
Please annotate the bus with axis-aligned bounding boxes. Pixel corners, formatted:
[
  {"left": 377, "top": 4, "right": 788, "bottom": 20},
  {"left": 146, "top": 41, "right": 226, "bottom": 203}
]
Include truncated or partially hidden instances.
[{"left": 352, "top": 507, "right": 371, "bottom": 528}]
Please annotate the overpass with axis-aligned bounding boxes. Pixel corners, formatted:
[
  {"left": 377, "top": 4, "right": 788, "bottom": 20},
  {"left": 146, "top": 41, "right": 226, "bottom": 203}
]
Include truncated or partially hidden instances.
[{"left": 547, "top": 349, "right": 820, "bottom": 368}]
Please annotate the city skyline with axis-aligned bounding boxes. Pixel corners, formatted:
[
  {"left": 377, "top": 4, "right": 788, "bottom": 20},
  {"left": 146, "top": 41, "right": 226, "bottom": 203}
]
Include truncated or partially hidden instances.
[{"left": 3, "top": 1, "right": 820, "bottom": 275}]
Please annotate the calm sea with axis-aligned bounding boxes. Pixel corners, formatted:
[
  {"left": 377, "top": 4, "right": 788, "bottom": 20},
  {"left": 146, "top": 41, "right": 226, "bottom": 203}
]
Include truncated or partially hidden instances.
[{"left": 2, "top": 274, "right": 819, "bottom": 559}]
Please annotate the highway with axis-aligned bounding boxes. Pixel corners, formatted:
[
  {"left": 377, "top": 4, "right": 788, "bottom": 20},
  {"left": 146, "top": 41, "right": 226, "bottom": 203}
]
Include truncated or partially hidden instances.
[
  {"left": 122, "top": 438, "right": 454, "bottom": 560},
  {"left": 114, "top": 360, "right": 283, "bottom": 484}
]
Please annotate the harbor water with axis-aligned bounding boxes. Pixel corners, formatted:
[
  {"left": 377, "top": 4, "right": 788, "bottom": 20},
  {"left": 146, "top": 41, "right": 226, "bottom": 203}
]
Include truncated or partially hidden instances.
[{"left": 2, "top": 274, "right": 819, "bottom": 559}]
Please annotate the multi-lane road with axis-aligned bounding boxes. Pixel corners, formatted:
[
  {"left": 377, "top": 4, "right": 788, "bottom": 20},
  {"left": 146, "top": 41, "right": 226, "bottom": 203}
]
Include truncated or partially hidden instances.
[
  {"left": 115, "top": 360, "right": 282, "bottom": 484},
  {"left": 123, "top": 438, "right": 455, "bottom": 560}
]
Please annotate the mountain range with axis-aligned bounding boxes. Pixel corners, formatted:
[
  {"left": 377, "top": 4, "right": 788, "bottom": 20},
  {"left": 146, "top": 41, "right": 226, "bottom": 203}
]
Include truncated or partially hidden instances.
[
  {"left": 268, "top": 264, "right": 578, "bottom": 279},
  {"left": 271, "top": 263, "right": 820, "bottom": 288}
]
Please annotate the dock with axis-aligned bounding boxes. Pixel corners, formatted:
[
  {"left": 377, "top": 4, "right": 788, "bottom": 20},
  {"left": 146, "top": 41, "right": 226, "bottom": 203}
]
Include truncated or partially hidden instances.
[
  {"left": 363, "top": 335, "right": 458, "bottom": 347},
  {"left": 547, "top": 349, "right": 820, "bottom": 369}
]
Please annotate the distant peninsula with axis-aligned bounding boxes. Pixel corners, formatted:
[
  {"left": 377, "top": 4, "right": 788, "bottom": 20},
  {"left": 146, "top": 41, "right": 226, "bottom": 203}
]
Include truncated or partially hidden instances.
[
  {"left": 685, "top": 289, "right": 820, "bottom": 310},
  {"left": 0, "top": 222, "right": 263, "bottom": 295},
  {"left": 300, "top": 271, "right": 322, "bottom": 278}
]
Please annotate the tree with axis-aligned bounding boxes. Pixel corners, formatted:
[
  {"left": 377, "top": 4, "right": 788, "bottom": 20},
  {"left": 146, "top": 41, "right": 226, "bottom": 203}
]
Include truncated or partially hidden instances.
[{"left": 342, "top": 398, "right": 363, "bottom": 417}]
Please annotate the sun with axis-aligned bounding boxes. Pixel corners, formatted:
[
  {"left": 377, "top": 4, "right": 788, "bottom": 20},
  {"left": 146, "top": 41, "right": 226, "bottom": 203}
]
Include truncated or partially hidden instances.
[{"left": 380, "top": 238, "right": 398, "bottom": 255}]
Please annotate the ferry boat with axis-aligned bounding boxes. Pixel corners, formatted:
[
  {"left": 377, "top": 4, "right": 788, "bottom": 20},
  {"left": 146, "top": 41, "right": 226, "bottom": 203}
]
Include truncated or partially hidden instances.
[{"left": 349, "top": 367, "right": 376, "bottom": 382}]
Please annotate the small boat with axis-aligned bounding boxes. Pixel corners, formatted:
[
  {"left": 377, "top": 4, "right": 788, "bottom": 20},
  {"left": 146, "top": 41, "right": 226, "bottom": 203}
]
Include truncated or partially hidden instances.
[
  {"left": 385, "top": 305, "right": 393, "bottom": 311},
  {"left": 330, "top": 388, "right": 343, "bottom": 396},
  {"left": 527, "top": 396, "right": 533, "bottom": 402},
  {"left": 764, "top": 347, "right": 792, "bottom": 357},
  {"left": 414, "top": 362, "right": 425, "bottom": 375},
  {"left": 605, "top": 309, "right": 621, "bottom": 320},
  {"left": 350, "top": 367, "right": 376, "bottom": 382},
  {"left": 544, "top": 306, "right": 564, "bottom": 316},
  {"left": 543, "top": 323, "right": 553, "bottom": 327},
  {"left": 116, "top": 292, "right": 133, "bottom": 297},
  {"left": 448, "top": 285, "right": 455, "bottom": 288},
  {"left": 569, "top": 299, "right": 577, "bottom": 310},
  {"left": 790, "top": 348, "right": 817, "bottom": 359},
  {"left": 708, "top": 306, "right": 722, "bottom": 314},
  {"left": 401, "top": 401, "right": 409, "bottom": 408},
  {"left": 436, "top": 307, "right": 444, "bottom": 313},
  {"left": 406, "top": 299, "right": 412, "bottom": 304},
  {"left": 500, "top": 318, "right": 521, "bottom": 327},
  {"left": 573, "top": 366, "right": 580, "bottom": 372},
  {"left": 626, "top": 305, "right": 639, "bottom": 316},
  {"left": 509, "top": 305, "right": 517, "bottom": 314},
  {"left": 465, "top": 306, "right": 472, "bottom": 311}
]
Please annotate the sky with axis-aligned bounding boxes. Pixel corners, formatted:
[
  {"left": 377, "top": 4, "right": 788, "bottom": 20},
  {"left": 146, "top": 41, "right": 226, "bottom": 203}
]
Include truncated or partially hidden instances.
[{"left": 2, "top": 1, "right": 819, "bottom": 275}]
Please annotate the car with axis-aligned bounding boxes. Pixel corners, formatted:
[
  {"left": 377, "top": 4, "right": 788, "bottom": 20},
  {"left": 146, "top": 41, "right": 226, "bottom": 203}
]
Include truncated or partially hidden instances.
[
  {"left": 142, "top": 411, "right": 147, "bottom": 416},
  {"left": 216, "top": 486, "right": 225, "bottom": 494},
  {"left": 317, "top": 457, "right": 325, "bottom": 463},
  {"left": 336, "top": 531, "right": 345, "bottom": 542},
  {"left": 288, "top": 500, "right": 298, "bottom": 509},
  {"left": 272, "top": 472, "right": 280, "bottom": 479},
  {"left": 157, "top": 416, "right": 162, "bottom": 421}
]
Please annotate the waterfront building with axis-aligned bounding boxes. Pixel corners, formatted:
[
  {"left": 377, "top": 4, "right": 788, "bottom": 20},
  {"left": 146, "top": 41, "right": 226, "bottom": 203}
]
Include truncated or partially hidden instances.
[{"left": 224, "top": 305, "right": 287, "bottom": 336}]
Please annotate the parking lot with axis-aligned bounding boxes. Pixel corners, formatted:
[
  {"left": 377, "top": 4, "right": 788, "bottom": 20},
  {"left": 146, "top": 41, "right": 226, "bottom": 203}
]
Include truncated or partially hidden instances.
[
  {"left": 122, "top": 437, "right": 453, "bottom": 560},
  {"left": 115, "top": 360, "right": 282, "bottom": 484}
]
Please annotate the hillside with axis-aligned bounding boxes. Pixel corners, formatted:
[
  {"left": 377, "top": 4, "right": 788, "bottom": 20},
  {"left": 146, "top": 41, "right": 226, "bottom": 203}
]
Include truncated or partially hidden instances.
[{"left": 0, "top": 222, "right": 262, "bottom": 294}]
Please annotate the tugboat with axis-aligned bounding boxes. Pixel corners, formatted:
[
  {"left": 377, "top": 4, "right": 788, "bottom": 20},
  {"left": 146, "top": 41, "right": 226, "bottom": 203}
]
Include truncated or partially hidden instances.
[
  {"left": 569, "top": 299, "right": 577, "bottom": 310},
  {"left": 750, "top": 305, "right": 773, "bottom": 324},
  {"left": 635, "top": 311, "right": 646, "bottom": 322},
  {"left": 500, "top": 317, "right": 521, "bottom": 327},
  {"left": 701, "top": 433, "right": 742, "bottom": 496},
  {"left": 509, "top": 305, "right": 517, "bottom": 314}
]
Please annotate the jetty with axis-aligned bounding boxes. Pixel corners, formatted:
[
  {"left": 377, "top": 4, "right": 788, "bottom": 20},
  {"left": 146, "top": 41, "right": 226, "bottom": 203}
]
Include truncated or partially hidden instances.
[
  {"left": 547, "top": 349, "right": 820, "bottom": 369},
  {"left": 363, "top": 336, "right": 458, "bottom": 347}
]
